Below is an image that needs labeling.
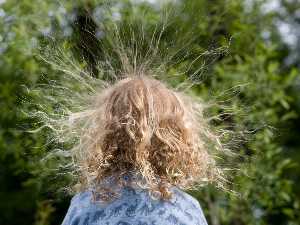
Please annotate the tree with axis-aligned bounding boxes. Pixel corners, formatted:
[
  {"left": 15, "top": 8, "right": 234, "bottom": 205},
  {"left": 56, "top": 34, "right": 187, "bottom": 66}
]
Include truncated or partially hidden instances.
[{"left": 0, "top": 0, "right": 299, "bottom": 224}]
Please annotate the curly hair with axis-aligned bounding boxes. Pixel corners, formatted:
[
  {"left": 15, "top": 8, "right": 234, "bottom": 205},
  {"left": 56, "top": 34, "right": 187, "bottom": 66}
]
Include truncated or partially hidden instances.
[{"left": 68, "top": 75, "right": 225, "bottom": 203}]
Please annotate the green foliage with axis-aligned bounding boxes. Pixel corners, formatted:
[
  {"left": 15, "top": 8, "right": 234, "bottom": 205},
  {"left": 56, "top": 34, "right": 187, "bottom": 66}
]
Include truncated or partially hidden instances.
[{"left": 1, "top": 0, "right": 300, "bottom": 224}]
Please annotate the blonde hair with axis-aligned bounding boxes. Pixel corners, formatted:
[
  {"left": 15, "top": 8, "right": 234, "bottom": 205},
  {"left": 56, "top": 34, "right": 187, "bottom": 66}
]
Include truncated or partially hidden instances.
[
  {"left": 69, "top": 75, "right": 225, "bottom": 203},
  {"left": 25, "top": 3, "right": 241, "bottom": 202}
]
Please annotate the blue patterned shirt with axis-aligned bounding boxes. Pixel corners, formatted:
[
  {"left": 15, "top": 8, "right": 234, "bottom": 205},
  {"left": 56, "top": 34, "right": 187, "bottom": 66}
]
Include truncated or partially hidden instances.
[{"left": 62, "top": 175, "right": 208, "bottom": 225}]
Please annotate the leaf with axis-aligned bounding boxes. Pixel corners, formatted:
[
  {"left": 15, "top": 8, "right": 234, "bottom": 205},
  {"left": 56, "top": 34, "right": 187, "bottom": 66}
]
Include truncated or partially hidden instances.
[
  {"left": 280, "top": 192, "right": 292, "bottom": 203},
  {"left": 21, "top": 178, "right": 34, "bottom": 187},
  {"left": 282, "top": 208, "right": 295, "bottom": 219},
  {"left": 279, "top": 98, "right": 290, "bottom": 110}
]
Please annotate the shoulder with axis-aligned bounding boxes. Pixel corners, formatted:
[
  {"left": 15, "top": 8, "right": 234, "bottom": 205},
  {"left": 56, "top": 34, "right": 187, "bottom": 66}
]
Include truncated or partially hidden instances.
[
  {"left": 171, "top": 188, "right": 201, "bottom": 210},
  {"left": 167, "top": 187, "right": 208, "bottom": 225},
  {"left": 61, "top": 188, "right": 96, "bottom": 225}
]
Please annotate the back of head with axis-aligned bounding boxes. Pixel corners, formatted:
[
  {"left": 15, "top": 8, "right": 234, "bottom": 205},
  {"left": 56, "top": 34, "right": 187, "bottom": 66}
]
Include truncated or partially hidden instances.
[{"left": 75, "top": 76, "right": 216, "bottom": 203}]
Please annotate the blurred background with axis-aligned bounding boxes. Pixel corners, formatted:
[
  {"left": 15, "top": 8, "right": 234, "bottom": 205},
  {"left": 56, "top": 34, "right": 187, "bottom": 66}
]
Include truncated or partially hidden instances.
[{"left": 1, "top": 0, "right": 300, "bottom": 224}]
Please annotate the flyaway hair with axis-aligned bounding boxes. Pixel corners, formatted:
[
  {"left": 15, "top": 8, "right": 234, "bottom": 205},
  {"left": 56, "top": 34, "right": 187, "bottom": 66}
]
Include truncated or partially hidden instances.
[
  {"left": 21, "top": 1, "right": 246, "bottom": 203},
  {"left": 67, "top": 75, "right": 228, "bottom": 203}
]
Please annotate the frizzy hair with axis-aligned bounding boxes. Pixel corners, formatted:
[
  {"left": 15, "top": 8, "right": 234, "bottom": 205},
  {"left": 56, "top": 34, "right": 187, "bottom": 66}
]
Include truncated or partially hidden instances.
[{"left": 68, "top": 75, "right": 226, "bottom": 203}]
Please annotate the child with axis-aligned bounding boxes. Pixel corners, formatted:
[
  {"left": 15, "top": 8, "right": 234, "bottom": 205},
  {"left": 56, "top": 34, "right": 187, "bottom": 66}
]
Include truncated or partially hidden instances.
[{"left": 61, "top": 76, "right": 217, "bottom": 224}]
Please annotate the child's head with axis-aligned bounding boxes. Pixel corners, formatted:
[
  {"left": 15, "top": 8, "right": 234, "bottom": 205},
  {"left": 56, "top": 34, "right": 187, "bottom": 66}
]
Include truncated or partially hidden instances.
[{"left": 72, "top": 76, "right": 220, "bottom": 202}]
